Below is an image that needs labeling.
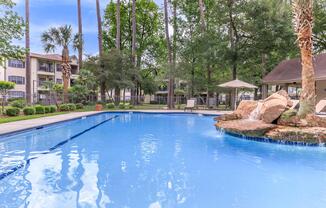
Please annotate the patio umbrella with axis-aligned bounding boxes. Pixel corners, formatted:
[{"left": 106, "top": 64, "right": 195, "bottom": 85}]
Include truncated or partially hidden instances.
[{"left": 218, "top": 79, "right": 258, "bottom": 109}]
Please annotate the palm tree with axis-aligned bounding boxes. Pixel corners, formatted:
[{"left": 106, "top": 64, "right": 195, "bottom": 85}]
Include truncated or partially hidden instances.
[
  {"left": 164, "top": 0, "right": 174, "bottom": 109},
  {"left": 77, "top": 0, "right": 83, "bottom": 68},
  {"left": 96, "top": 0, "right": 105, "bottom": 101},
  {"left": 41, "top": 25, "right": 78, "bottom": 103},
  {"left": 25, "top": 0, "right": 31, "bottom": 104},
  {"left": 292, "top": 0, "right": 315, "bottom": 117}
]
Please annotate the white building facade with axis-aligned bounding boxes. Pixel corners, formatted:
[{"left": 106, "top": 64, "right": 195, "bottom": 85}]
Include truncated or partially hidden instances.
[{"left": 0, "top": 53, "right": 79, "bottom": 103}]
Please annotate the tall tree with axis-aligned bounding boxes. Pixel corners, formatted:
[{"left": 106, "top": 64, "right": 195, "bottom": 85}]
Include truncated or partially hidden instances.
[
  {"left": 131, "top": 0, "right": 137, "bottom": 104},
  {"left": 0, "top": 0, "right": 25, "bottom": 65},
  {"left": 77, "top": 0, "right": 83, "bottom": 68},
  {"left": 292, "top": 0, "right": 316, "bottom": 117},
  {"left": 164, "top": 0, "right": 174, "bottom": 109},
  {"left": 116, "top": 0, "right": 121, "bottom": 50},
  {"left": 25, "top": 0, "right": 31, "bottom": 105},
  {"left": 115, "top": 0, "right": 121, "bottom": 103},
  {"left": 41, "top": 25, "right": 78, "bottom": 103},
  {"left": 96, "top": 0, "right": 106, "bottom": 101}
]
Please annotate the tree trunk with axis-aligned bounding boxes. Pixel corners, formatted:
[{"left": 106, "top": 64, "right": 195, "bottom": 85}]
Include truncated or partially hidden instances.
[
  {"left": 131, "top": 0, "right": 137, "bottom": 105},
  {"left": 61, "top": 47, "right": 71, "bottom": 103},
  {"left": 96, "top": 0, "right": 103, "bottom": 57},
  {"left": 25, "top": 0, "right": 32, "bottom": 105},
  {"left": 199, "top": 0, "right": 206, "bottom": 31},
  {"left": 96, "top": 0, "right": 105, "bottom": 101},
  {"left": 77, "top": 0, "right": 83, "bottom": 69},
  {"left": 293, "top": 0, "right": 316, "bottom": 117},
  {"left": 116, "top": 0, "right": 121, "bottom": 50},
  {"left": 164, "top": 0, "right": 174, "bottom": 109}
]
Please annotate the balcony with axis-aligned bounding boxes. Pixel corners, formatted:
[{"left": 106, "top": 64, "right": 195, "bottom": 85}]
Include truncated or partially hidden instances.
[{"left": 38, "top": 61, "right": 55, "bottom": 74}]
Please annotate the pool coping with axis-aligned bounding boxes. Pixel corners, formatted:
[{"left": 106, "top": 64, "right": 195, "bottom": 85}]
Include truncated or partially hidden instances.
[
  {"left": 0, "top": 110, "right": 221, "bottom": 138},
  {"left": 217, "top": 127, "right": 326, "bottom": 147}
]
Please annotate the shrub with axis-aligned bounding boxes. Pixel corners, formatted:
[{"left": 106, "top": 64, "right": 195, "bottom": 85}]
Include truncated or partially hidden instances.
[
  {"left": 106, "top": 103, "right": 115, "bottom": 109},
  {"left": 128, "top": 104, "right": 134, "bottom": 109},
  {"left": 35, "top": 105, "right": 45, "bottom": 114},
  {"left": 23, "top": 107, "right": 35, "bottom": 115},
  {"left": 5, "top": 107, "right": 20, "bottom": 116},
  {"left": 49, "top": 105, "right": 57, "bottom": 113},
  {"left": 10, "top": 99, "right": 26, "bottom": 109},
  {"left": 44, "top": 106, "right": 51, "bottom": 113},
  {"left": 59, "top": 104, "right": 70, "bottom": 111},
  {"left": 67, "top": 103, "right": 76, "bottom": 111},
  {"left": 76, "top": 103, "right": 84, "bottom": 109},
  {"left": 119, "top": 103, "right": 125, "bottom": 109}
]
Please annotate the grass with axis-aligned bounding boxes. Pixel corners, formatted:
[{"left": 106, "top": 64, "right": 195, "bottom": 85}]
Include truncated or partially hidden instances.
[{"left": 0, "top": 112, "right": 68, "bottom": 124}]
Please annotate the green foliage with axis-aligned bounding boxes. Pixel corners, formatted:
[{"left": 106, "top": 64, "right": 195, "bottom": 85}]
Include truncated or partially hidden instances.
[
  {"left": 44, "top": 106, "right": 51, "bottom": 113},
  {"left": 0, "top": 81, "right": 15, "bottom": 93},
  {"left": 23, "top": 107, "right": 35, "bottom": 115},
  {"left": 10, "top": 99, "right": 26, "bottom": 109},
  {"left": 119, "top": 103, "right": 126, "bottom": 109},
  {"left": 0, "top": 0, "right": 25, "bottom": 65},
  {"left": 5, "top": 107, "right": 20, "bottom": 116},
  {"left": 76, "top": 103, "right": 84, "bottom": 109},
  {"left": 106, "top": 103, "right": 115, "bottom": 109},
  {"left": 35, "top": 105, "right": 45, "bottom": 114},
  {"left": 67, "top": 103, "right": 76, "bottom": 111},
  {"left": 59, "top": 104, "right": 70, "bottom": 111},
  {"left": 49, "top": 105, "right": 57, "bottom": 113}
]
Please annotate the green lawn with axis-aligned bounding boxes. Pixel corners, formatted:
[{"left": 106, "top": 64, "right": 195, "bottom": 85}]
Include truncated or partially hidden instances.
[{"left": 0, "top": 112, "right": 68, "bottom": 124}]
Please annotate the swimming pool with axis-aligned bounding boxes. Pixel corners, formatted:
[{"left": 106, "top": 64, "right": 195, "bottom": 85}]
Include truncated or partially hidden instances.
[{"left": 0, "top": 112, "right": 326, "bottom": 208}]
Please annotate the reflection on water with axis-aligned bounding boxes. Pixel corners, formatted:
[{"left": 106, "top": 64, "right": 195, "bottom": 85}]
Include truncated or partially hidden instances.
[{"left": 1, "top": 113, "right": 326, "bottom": 208}]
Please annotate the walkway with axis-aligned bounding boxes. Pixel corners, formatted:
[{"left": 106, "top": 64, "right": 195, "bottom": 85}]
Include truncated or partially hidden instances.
[{"left": 0, "top": 110, "right": 230, "bottom": 136}]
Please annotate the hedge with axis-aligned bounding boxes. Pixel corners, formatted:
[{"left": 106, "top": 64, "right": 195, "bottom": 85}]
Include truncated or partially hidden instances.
[
  {"left": 35, "top": 105, "right": 45, "bottom": 114},
  {"left": 49, "top": 105, "right": 57, "bottom": 113},
  {"left": 10, "top": 99, "right": 26, "bottom": 109},
  {"left": 76, "top": 103, "right": 84, "bottom": 109},
  {"left": 59, "top": 104, "right": 70, "bottom": 111},
  {"left": 23, "top": 107, "right": 35, "bottom": 115},
  {"left": 106, "top": 103, "right": 115, "bottom": 109},
  {"left": 67, "top": 103, "right": 76, "bottom": 111},
  {"left": 44, "top": 106, "right": 51, "bottom": 114},
  {"left": 6, "top": 107, "right": 20, "bottom": 116}
]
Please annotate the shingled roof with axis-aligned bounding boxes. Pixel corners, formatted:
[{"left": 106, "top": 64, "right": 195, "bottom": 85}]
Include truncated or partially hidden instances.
[{"left": 262, "top": 53, "right": 326, "bottom": 84}]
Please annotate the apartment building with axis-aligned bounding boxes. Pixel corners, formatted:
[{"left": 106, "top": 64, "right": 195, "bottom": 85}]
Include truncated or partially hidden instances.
[{"left": 0, "top": 53, "right": 79, "bottom": 103}]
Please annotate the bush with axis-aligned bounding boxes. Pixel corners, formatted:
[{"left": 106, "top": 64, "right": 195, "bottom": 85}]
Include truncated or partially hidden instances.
[
  {"left": 35, "top": 105, "right": 45, "bottom": 114},
  {"left": 49, "top": 105, "right": 57, "bottom": 113},
  {"left": 5, "top": 107, "right": 20, "bottom": 116},
  {"left": 67, "top": 103, "right": 76, "bottom": 111},
  {"left": 10, "top": 99, "right": 26, "bottom": 109},
  {"left": 119, "top": 103, "right": 125, "bottom": 109},
  {"left": 106, "top": 103, "right": 115, "bottom": 109},
  {"left": 23, "top": 107, "right": 35, "bottom": 115},
  {"left": 128, "top": 104, "right": 134, "bottom": 109},
  {"left": 44, "top": 106, "right": 51, "bottom": 113},
  {"left": 76, "top": 103, "right": 84, "bottom": 109},
  {"left": 59, "top": 104, "right": 70, "bottom": 111}
]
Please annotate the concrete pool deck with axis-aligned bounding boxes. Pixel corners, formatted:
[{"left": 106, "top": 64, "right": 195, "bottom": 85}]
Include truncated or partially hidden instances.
[{"left": 0, "top": 110, "right": 230, "bottom": 136}]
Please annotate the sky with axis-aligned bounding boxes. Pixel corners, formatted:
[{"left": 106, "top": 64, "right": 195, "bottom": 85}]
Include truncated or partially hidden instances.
[{"left": 12, "top": 0, "right": 164, "bottom": 56}]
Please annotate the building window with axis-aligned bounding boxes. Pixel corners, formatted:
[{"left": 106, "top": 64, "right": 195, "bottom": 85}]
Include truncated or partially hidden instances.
[
  {"left": 8, "top": 91, "right": 25, "bottom": 98},
  {"left": 56, "top": 79, "right": 62, "bottom": 84},
  {"left": 8, "top": 59, "right": 25, "bottom": 68},
  {"left": 56, "top": 64, "right": 62, "bottom": 72},
  {"left": 8, "top": 76, "right": 25, "bottom": 85},
  {"left": 38, "top": 61, "right": 54, "bottom": 72}
]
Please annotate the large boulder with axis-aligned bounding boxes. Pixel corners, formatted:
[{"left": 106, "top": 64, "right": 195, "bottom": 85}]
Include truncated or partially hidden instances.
[
  {"left": 234, "top": 100, "right": 258, "bottom": 119},
  {"left": 260, "top": 91, "right": 290, "bottom": 123},
  {"left": 216, "top": 120, "right": 276, "bottom": 137}
]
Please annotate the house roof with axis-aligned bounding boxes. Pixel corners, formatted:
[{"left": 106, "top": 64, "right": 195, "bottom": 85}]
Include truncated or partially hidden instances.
[
  {"left": 30, "top": 53, "right": 78, "bottom": 65},
  {"left": 262, "top": 53, "right": 326, "bottom": 84},
  {"left": 30, "top": 53, "right": 63, "bottom": 62}
]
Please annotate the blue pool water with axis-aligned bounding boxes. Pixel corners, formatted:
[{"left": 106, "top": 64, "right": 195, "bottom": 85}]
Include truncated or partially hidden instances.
[{"left": 1, "top": 113, "right": 326, "bottom": 208}]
